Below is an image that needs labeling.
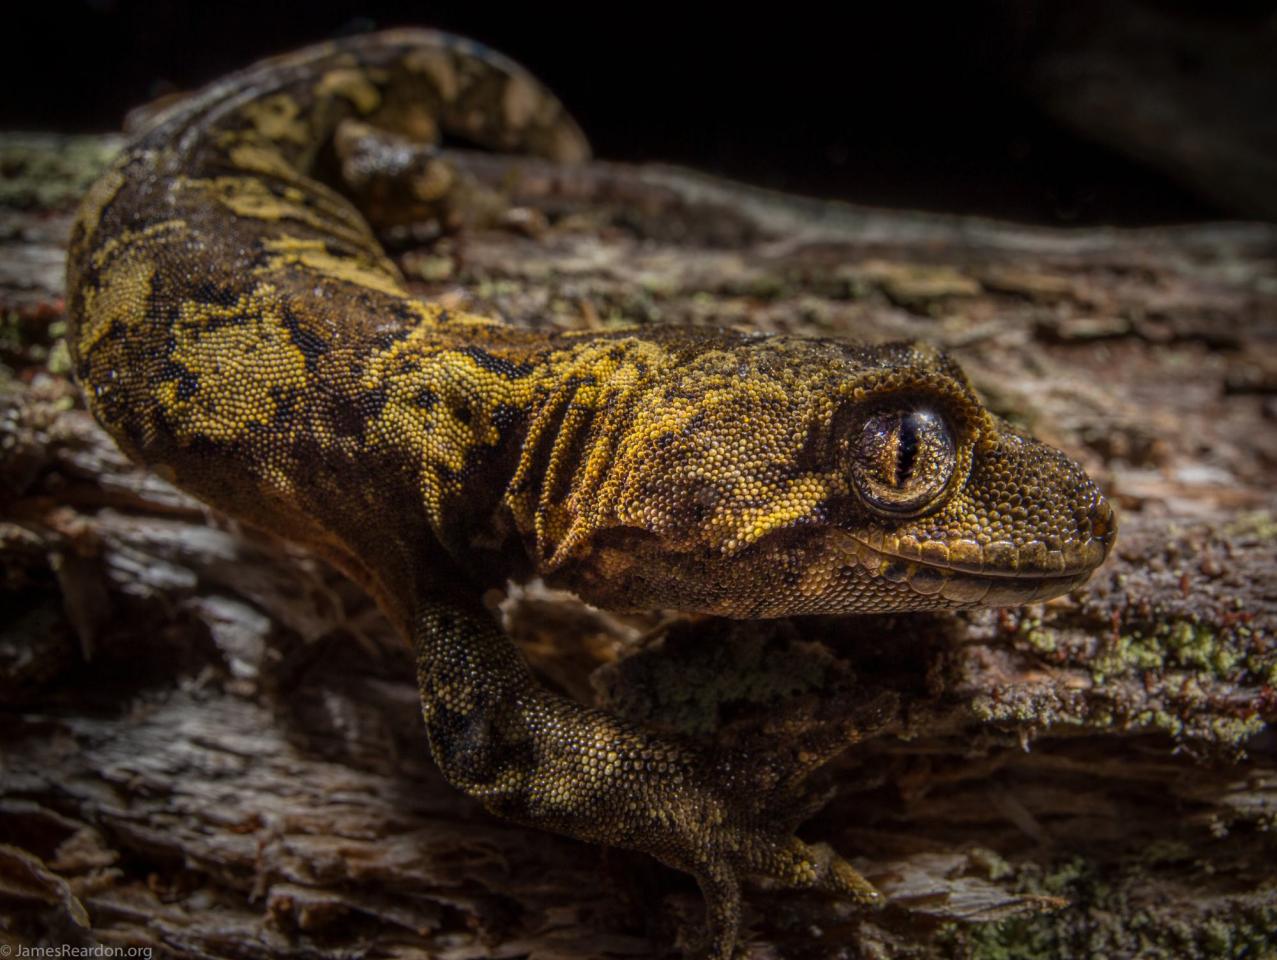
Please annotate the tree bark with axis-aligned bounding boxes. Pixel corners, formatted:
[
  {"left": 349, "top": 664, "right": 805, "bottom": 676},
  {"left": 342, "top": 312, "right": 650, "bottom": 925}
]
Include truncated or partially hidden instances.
[{"left": 2, "top": 133, "right": 1274, "bottom": 959}]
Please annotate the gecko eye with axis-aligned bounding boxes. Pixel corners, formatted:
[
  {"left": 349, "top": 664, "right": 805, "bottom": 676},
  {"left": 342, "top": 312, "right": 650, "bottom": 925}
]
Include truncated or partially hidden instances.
[{"left": 851, "top": 408, "right": 956, "bottom": 515}]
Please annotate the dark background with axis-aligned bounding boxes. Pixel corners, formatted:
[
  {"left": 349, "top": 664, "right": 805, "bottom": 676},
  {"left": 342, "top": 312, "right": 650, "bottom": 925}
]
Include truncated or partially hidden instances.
[{"left": 7, "top": 0, "right": 1275, "bottom": 225}]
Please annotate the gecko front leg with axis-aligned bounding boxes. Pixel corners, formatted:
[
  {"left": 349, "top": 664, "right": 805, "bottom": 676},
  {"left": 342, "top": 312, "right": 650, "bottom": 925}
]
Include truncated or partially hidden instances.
[{"left": 412, "top": 593, "right": 887, "bottom": 958}]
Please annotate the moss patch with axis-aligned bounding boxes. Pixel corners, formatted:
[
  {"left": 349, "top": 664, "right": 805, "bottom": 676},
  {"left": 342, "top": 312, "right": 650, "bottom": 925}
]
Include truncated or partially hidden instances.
[
  {"left": 0, "top": 133, "right": 121, "bottom": 210},
  {"left": 939, "top": 858, "right": 1277, "bottom": 960}
]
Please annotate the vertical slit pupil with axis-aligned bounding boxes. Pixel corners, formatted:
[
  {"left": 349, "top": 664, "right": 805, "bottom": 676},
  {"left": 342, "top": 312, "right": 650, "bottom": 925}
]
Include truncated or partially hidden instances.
[{"left": 895, "top": 414, "right": 919, "bottom": 487}]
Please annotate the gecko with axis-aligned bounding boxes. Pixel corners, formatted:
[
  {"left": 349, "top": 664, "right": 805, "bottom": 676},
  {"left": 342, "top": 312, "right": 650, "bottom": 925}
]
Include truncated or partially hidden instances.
[{"left": 65, "top": 29, "right": 1116, "bottom": 959}]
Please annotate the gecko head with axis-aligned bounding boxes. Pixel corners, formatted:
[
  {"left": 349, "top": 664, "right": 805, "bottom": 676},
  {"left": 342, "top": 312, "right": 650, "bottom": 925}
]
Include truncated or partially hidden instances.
[{"left": 562, "top": 335, "right": 1115, "bottom": 617}]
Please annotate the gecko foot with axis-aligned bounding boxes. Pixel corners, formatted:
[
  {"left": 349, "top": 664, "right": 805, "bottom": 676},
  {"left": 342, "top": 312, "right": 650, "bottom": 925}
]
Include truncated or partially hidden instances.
[
  {"left": 414, "top": 598, "right": 894, "bottom": 958},
  {"left": 687, "top": 691, "right": 896, "bottom": 958}
]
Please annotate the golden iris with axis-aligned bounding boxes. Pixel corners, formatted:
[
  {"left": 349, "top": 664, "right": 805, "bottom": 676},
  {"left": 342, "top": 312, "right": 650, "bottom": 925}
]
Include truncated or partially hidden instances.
[{"left": 851, "top": 408, "right": 955, "bottom": 515}]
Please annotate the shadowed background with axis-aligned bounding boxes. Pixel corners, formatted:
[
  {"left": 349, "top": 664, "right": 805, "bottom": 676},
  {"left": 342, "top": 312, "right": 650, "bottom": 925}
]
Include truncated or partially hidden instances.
[{"left": 7, "top": 0, "right": 1276, "bottom": 224}]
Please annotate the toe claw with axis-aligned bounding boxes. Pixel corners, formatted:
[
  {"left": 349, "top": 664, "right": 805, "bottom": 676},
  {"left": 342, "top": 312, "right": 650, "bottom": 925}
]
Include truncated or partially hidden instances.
[
  {"left": 805, "top": 841, "right": 883, "bottom": 905},
  {"left": 827, "top": 853, "right": 884, "bottom": 905}
]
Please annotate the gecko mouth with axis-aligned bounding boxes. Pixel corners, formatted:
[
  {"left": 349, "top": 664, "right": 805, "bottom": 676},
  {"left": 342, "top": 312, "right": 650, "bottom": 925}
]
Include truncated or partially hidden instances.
[{"left": 844, "top": 501, "right": 1116, "bottom": 606}]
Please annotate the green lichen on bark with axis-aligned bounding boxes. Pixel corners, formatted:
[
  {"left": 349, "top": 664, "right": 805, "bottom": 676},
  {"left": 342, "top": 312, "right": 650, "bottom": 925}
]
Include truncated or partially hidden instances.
[
  {"left": 0, "top": 134, "right": 120, "bottom": 210},
  {"left": 940, "top": 857, "right": 1277, "bottom": 960}
]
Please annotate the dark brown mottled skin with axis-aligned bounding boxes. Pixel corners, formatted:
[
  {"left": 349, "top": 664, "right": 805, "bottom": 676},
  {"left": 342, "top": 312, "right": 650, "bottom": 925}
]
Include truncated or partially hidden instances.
[{"left": 65, "top": 30, "right": 1116, "bottom": 958}]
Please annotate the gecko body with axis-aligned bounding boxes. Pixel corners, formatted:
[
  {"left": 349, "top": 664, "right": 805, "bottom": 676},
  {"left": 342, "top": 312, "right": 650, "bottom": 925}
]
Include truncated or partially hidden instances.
[{"left": 67, "top": 30, "right": 1115, "bottom": 958}]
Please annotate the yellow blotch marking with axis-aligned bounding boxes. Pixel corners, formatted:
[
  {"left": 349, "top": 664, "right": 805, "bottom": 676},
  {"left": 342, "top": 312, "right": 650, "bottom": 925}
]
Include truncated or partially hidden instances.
[
  {"left": 502, "top": 73, "right": 543, "bottom": 130},
  {"left": 508, "top": 337, "right": 668, "bottom": 567},
  {"left": 404, "top": 48, "right": 460, "bottom": 101},
  {"left": 240, "top": 94, "right": 309, "bottom": 145},
  {"left": 79, "top": 246, "right": 156, "bottom": 359},
  {"left": 607, "top": 372, "right": 834, "bottom": 555},
  {"left": 200, "top": 176, "right": 322, "bottom": 224},
  {"left": 713, "top": 476, "right": 831, "bottom": 554},
  {"left": 158, "top": 284, "right": 308, "bottom": 444},
  {"left": 359, "top": 325, "right": 524, "bottom": 529},
  {"left": 259, "top": 236, "right": 405, "bottom": 298},
  {"left": 75, "top": 165, "right": 126, "bottom": 239},
  {"left": 314, "top": 68, "right": 382, "bottom": 114},
  {"left": 194, "top": 177, "right": 373, "bottom": 251},
  {"left": 89, "top": 220, "right": 186, "bottom": 272},
  {"left": 226, "top": 141, "right": 299, "bottom": 179},
  {"left": 401, "top": 299, "right": 513, "bottom": 334}
]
